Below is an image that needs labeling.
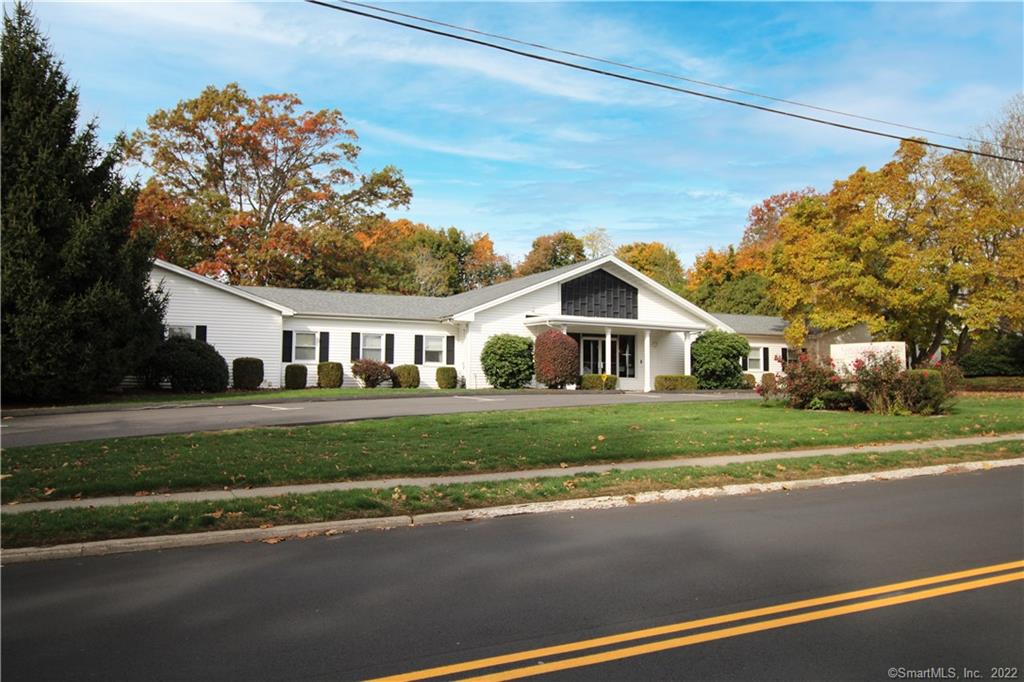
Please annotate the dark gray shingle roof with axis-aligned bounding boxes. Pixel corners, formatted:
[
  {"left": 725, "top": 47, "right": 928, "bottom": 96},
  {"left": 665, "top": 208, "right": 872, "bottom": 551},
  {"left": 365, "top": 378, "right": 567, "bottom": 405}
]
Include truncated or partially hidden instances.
[
  {"left": 712, "top": 313, "right": 788, "bottom": 336},
  {"left": 238, "top": 259, "right": 597, "bottom": 319}
]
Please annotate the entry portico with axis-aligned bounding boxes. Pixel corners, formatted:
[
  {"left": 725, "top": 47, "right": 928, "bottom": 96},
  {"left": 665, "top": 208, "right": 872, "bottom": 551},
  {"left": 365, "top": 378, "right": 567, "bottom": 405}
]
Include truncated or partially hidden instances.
[{"left": 523, "top": 316, "right": 702, "bottom": 392}]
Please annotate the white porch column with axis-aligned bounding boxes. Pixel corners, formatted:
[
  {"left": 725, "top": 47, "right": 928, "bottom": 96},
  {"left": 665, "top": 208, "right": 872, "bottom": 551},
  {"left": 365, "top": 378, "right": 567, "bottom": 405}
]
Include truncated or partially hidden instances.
[
  {"left": 604, "top": 328, "right": 612, "bottom": 375},
  {"left": 683, "top": 332, "right": 693, "bottom": 376},
  {"left": 643, "top": 329, "right": 652, "bottom": 392}
]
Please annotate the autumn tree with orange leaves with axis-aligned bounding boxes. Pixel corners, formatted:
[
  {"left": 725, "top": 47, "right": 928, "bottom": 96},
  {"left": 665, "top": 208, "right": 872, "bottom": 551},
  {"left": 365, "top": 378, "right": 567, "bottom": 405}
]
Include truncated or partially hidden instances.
[{"left": 126, "top": 83, "right": 411, "bottom": 286}]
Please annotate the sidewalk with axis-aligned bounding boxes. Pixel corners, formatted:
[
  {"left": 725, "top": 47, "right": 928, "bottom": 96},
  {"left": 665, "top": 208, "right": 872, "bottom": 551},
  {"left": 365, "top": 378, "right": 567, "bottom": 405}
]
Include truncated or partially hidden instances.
[{"left": 5, "top": 432, "right": 1021, "bottom": 515}]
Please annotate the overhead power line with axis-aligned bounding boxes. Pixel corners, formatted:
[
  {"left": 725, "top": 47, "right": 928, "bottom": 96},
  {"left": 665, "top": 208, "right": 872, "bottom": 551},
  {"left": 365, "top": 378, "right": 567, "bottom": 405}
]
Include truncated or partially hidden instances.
[
  {"left": 334, "top": 0, "right": 1016, "bottom": 153},
  {"left": 305, "top": 0, "right": 1023, "bottom": 164}
]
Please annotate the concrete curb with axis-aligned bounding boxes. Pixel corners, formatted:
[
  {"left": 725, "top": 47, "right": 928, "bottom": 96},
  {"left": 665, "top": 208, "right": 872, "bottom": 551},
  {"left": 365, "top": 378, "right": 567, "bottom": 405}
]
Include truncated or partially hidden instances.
[
  {"left": 6, "top": 431, "right": 1022, "bottom": 515},
  {"left": 3, "top": 458, "right": 1020, "bottom": 564}
]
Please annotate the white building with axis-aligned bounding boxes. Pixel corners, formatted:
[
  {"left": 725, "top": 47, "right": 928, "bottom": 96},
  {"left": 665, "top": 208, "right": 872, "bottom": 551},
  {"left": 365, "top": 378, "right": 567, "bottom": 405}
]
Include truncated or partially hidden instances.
[{"left": 151, "top": 255, "right": 805, "bottom": 391}]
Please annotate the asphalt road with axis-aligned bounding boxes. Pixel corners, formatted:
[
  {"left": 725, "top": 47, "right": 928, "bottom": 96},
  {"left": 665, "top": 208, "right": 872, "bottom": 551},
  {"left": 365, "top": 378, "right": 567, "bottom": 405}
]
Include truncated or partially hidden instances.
[
  {"left": 3, "top": 468, "right": 1021, "bottom": 681},
  {"left": 0, "top": 391, "right": 756, "bottom": 447}
]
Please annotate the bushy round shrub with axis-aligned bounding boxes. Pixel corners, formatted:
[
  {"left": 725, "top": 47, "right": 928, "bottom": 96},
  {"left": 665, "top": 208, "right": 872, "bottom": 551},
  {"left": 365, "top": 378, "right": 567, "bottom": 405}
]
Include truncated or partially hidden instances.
[
  {"left": 317, "top": 362, "right": 343, "bottom": 388},
  {"left": 654, "top": 375, "right": 698, "bottom": 391},
  {"left": 284, "top": 364, "right": 308, "bottom": 390},
  {"left": 352, "top": 359, "right": 393, "bottom": 388},
  {"left": 742, "top": 373, "right": 756, "bottom": 389},
  {"left": 691, "top": 331, "right": 751, "bottom": 389},
  {"left": 232, "top": 357, "right": 264, "bottom": 390},
  {"left": 533, "top": 330, "right": 579, "bottom": 388},
  {"left": 436, "top": 366, "right": 458, "bottom": 389},
  {"left": 898, "top": 369, "right": 950, "bottom": 415},
  {"left": 849, "top": 350, "right": 904, "bottom": 414},
  {"left": 778, "top": 353, "right": 841, "bottom": 408},
  {"left": 147, "top": 337, "right": 229, "bottom": 393},
  {"left": 480, "top": 334, "right": 534, "bottom": 389},
  {"left": 392, "top": 364, "right": 420, "bottom": 388}
]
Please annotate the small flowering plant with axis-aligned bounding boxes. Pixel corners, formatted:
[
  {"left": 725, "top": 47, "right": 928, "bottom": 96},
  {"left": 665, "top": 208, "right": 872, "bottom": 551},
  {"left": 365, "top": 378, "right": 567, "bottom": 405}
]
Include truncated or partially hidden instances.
[{"left": 776, "top": 353, "right": 842, "bottom": 408}]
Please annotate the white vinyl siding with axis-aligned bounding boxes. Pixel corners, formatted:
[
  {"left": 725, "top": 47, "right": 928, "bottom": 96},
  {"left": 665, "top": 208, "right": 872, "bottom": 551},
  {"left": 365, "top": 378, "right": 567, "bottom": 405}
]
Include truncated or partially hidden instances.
[{"left": 151, "top": 267, "right": 283, "bottom": 388}]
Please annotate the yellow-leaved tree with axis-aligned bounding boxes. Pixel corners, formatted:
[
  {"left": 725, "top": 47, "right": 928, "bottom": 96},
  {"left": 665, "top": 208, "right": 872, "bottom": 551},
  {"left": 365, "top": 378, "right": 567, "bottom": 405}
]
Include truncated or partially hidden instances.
[{"left": 769, "top": 140, "right": 1023, "bottom": 364}]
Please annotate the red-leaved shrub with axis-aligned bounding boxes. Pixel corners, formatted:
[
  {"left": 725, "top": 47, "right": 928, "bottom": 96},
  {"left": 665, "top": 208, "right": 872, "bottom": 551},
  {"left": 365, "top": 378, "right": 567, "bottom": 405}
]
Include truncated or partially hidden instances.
[
  {"left": 352, "top": 359, "right": 393, "bottom": 388},
  {"left": 777, "top": 353, "right": 841, "bottom": 408},
  {"left": 533, "top": 330, "right": 579, "bottom": 388}
]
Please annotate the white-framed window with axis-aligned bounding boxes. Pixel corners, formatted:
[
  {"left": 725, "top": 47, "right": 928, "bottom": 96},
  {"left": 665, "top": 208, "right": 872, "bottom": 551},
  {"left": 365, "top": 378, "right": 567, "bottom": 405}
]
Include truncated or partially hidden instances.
[
  {"left": 747, "top": 347, "right": 762, "bottom": 371},
  {"left": 167, "top": 325, "right": 194, "bottom": 339},
  {"left": 424, "top": 335, "right": 444, "bottom": 364},
  {"left": 362, "top": 333, "right": 383, "bottom": 361},
  {"left": 295, "top": 332, "right": 317, "bottom": 361}
]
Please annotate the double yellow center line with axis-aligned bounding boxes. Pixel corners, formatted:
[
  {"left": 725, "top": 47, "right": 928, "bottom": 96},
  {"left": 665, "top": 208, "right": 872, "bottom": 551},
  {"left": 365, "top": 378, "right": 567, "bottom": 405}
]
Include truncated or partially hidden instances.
[{"left": 370, "top": 559, "right": 1024, "bottom": 681}]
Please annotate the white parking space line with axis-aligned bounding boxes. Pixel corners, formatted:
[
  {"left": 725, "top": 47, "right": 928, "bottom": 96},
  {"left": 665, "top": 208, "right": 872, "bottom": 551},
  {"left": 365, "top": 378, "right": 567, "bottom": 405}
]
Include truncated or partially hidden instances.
[
  {"left": 250, "top": 404, "right": 305, "bottom": 411},
  {"left": 451, "top": 396, "right": 506, "bottom": 402}
]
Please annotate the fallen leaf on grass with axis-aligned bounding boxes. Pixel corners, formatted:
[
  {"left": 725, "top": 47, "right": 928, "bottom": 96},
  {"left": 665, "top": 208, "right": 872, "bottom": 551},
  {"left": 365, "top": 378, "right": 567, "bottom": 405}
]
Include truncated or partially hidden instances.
[
  {"left": 43, "top": 487, "right": 57, "bottom": 497},
  {"left": 205, "top": 509, "right": 224, "bottom": 519},
  {"left": 559, "top": 462, "right": 568, "bottom": 469},
  {"left": 596, "top": 435, "right": 606, "bottom": 441}
]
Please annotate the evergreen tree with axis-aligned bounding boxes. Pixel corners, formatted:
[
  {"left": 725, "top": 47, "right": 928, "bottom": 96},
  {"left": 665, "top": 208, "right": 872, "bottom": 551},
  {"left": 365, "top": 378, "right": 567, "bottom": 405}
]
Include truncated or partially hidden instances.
[{"left": 2, "top": 3, "right": 164, "bottom": 402}]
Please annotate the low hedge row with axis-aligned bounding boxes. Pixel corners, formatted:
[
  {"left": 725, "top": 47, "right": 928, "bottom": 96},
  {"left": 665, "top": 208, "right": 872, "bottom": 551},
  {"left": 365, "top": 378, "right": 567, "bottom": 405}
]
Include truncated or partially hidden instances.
[
  {"left": 580, "top": 374, "right": 618, "bottom": 390},
  {"left": 654, "top": 375, "right": 697, "bottom": 391}
]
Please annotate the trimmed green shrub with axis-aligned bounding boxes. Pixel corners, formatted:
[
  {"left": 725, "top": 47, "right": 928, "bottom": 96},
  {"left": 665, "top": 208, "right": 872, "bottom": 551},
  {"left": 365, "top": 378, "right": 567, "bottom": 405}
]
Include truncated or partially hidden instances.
[
  {"left": 232, "top": 357, "right": 264, "bottom": 390},
  {"left": 317, "top": 362, "right": 343, "bottom": 388},
  {"left": 898, "top": 369, "right": 950, "bottom": 415},
  {"left": 284, "top": 364, "right": 308, "bottom": 390},
  {"left": 436, "top": 366, "right": 458, "bottom": 389},
  {"left": 146, "top": 337, "right": 229, "bottom": 393},
  {"left": 352, "top": 359, "right": 392, "bottom": 388},
  {"left": 756, "top": 372, "right": 778, "bottom": 401},
  {"left": 580, "top": 374, "right": 617, "bottom": 390},
  {"left": 819, "top": 389, "right": 857, "bottom": 411},
  {"left": 691, "top": 331, "right": 751, "bottom": 389},
  {"left": 962, "top": 376, "right": 1024, "bottom": 392},
  {"left": 481, "top": 334, "right": 534, "bottom": 389},
  {"left": 534, "top": 329, "right": 579, "bottom": 388},
  {"left": 742, "top": 373, "right": 756, "bottom": 389},
  {"left": 654, "top": 375, "right": 698, "bottom": 391},
  {"left": 392, "top": 364, "right": 420, "bottom": 388}
]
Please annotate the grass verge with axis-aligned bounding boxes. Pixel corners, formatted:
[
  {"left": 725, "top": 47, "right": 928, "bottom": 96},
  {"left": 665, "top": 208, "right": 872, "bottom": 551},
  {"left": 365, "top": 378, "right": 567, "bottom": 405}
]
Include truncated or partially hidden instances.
[
  {"left": 3, "top": 396, "right": 1022, "bottom": 504},
  {"left": 3, "top": 441, "right": 1020, "bottom": 548}
]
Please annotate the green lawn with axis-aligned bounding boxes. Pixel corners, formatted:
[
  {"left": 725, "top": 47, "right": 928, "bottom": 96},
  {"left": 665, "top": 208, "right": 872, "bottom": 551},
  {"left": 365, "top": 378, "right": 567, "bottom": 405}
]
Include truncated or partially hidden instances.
[
  {"left": 3, "top": 441, "right": 1020, "bottom": 548},
  {"left": 3, "top": 396, "right": 1021, "bottom": 504},
  {"left": 963, "top": 376, "right": 1024, "bottom": 392}
]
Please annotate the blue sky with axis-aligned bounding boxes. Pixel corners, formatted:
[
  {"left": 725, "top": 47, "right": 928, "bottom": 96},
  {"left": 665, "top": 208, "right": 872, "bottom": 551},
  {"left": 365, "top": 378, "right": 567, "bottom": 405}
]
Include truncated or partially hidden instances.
[{"left": 26, "top": 1, "right": 1023, "bottom": 264}]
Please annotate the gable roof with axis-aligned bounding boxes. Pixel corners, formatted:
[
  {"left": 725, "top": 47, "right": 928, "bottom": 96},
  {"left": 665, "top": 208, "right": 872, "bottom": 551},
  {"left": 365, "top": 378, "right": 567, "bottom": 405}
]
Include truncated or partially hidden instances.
[
  {"left": 237, "top": 286, "right": 452, "bottom": 320},
  {"left": 712, "top": 313, "right": 788, "bottom": 336},
  {"left": 152, "top": 259, "right": 295, "bottom": 315}
]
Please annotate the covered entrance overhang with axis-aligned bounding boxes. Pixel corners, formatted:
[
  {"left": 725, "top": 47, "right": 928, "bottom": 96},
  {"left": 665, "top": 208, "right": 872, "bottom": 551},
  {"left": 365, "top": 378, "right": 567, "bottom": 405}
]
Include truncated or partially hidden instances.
[{"left": 524, "top": 316, "right": 705, "bottom": 392}]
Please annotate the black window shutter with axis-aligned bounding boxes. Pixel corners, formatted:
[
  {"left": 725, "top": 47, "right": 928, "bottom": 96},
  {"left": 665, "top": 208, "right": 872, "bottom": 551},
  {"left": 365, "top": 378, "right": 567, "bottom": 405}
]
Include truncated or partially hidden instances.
[
  {"left": 319, "top": 332, "right": 330, "bottom": 362},
  {"left": 195, "top": 325, "right": 207, "bottom": 343},
  {"left": 282, "top": 330, "right": 293, "bottom": 362},
  {"left": 414, "top": 335, "right": 424, "bottom": 365},
  {"left": 446, "top": 335, "right": 455, "bottom": 365},
  {"left": 351, "top": 332, "right": 360, "bottom": 362},
  {"left": 763, "top": 347, "right": 769, "bottom": 369},
  {"left": 741, "top": 355, "right": 748, "bottom": 370},
  {"left": 781, "top": 347, "right": 789, "bottom": 364},
  {"left": 385, "top": 334, "right": 395, "bottom": 364}
]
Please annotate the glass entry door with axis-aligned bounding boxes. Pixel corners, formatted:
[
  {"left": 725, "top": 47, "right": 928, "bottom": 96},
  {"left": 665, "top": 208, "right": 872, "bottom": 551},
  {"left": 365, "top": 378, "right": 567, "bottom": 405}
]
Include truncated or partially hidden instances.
[{"left": 581, "top": 337, "right": 617, "bottom": 375}]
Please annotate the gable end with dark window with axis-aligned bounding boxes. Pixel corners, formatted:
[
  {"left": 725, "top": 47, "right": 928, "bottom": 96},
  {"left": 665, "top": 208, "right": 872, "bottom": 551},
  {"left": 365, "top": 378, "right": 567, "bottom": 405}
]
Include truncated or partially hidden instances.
[{"left": 560, "top": 269, "right": 638, "bottom": 319}]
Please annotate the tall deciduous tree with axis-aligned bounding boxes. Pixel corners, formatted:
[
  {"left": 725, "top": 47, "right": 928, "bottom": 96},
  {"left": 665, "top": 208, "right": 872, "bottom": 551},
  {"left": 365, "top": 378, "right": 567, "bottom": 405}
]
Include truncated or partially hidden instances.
[
  {"left": 1, "top": 3, "right": 165, "bottom": 402},
  {"left": 581, "top": 227, "right": 614, "bottom": 258},
  {"left": 768, "top": 141, "right": 1022, "bottom": 362},
  {"left": 615, "top": 241, "right": 686, "bottom": 290},
  {"left": 127, "top": 83, "right": 412, "bottom": 285},
  {"left": 516, "top": 231, "right": 586, "bottom": 275}
]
